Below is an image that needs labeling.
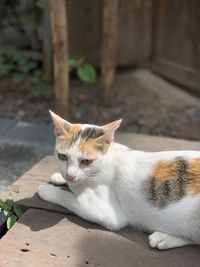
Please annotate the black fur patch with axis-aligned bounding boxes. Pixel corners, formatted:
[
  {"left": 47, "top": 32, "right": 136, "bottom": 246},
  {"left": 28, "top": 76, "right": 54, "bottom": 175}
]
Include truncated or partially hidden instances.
[{"left": 81, "top": 127, "right": 104, "bottom": 141}]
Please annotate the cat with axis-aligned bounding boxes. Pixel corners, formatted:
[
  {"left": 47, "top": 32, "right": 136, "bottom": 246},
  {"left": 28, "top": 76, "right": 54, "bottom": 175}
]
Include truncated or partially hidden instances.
[{"left": 38, "top": 111, "right": 200, "bottom": 250}]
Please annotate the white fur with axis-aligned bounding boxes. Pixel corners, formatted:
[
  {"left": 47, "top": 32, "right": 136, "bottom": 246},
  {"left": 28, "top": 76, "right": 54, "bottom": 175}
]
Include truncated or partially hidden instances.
[
  {"left": 49, "top": 172, "right": 66, "bottom": 185},
  {"left": 148, "top": 231, "right": 194, "bottom": 249},
  {"left": 38, "top": 135, "right": 200, "bottom": 250}
]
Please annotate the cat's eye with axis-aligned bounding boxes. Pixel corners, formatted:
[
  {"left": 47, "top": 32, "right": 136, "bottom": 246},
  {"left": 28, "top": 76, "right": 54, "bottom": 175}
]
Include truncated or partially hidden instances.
[
  {"left": 80, "top": 159, "right": 93, "bottom": 166},
  {"left": 58, "top": 153, "right": 68, "bottom": 161}
]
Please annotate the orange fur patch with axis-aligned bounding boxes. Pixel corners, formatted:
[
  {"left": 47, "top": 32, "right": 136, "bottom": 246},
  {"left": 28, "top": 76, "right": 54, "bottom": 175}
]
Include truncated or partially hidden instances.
[
  {"left": 70, "top": 124, "right": 81, "bottom": 135},
  {"left": 78, "top": 137, "right": 99, "bottom": 158},
  {"left": 56, "top": 124, "right": 81, "bottom": 151},
  {"left": 151, "top": 158, "right": 200, "bottom": 195},
  {"left": 188, "top": 158, "right": 200, "bottom": 194},
  {"left": 151, "top": 160, "right": 176, "bottom": 181},
  {"left": 56, "top": 136, "right": 70, "bottom": 151}
]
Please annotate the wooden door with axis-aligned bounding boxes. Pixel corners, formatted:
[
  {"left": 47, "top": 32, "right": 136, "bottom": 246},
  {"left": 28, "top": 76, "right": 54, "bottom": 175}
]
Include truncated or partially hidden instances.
[{"left": 153, "top": 0, "right": 200, "bottom": 91}]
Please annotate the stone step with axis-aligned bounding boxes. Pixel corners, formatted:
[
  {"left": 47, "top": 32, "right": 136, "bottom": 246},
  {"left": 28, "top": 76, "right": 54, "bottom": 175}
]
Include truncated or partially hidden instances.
[
  {"left": 0, "top": 156, "right": 71, "bottom": 215},
  {"left": 1, "top": 208, "right": 200, "bottom": 267}
]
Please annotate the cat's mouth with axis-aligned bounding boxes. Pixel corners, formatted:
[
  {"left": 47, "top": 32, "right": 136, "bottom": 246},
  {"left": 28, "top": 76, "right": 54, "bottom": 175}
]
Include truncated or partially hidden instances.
[{"left": 66, "top": 179, "right": 80, "bottom": 185}]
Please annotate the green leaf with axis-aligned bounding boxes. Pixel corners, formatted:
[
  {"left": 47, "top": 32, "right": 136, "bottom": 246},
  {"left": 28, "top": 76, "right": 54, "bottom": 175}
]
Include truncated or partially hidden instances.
[
  {"left": 68, "top": 58, "right": 77, "bottom": 68},
  {"left": 0, "top": 56, "right": 5, "bottom": 64},
  {"left": 41, "top": 73, "right": 50, "bottom": 83},
  {"left": 26, "top": 61, "right": 38, "bottom": 71},
  {"left": 0, "top": 63, "right": 13, "bottom": 76},
  {"left": 77, "top": 57, "right": 85, "bottom": 66},
  {"left": 7, "top": 214, "right": 17, "bottom": 229},
  {"left": 13, "top": 205, "right": 23, "bottom": 218},
  {"left": 33, "top": 69, "right": 43, "bottom": 79},
  {"left": 18, "top": 62, "right": 30, "bottom": 74},
  {"left": 12, "top": 72, "right": 26, "bottom": 82},
  {"left": 0, "top": 199, "right": 8, "bottom": 210},
  {"left": 4, "top": 46, "right": 17, "bottom": 59},
  {"left": 76, "top": 64, "right": 96, "bottom": 83},
  {"left": 3, "top": 210, "right": 9, "bottom": 216},
  {"left": 5, "top": 199, "right": 13, "bottom": 211},
  {"left": 12, "top": 52, "right": 24, "bottom": 63}
]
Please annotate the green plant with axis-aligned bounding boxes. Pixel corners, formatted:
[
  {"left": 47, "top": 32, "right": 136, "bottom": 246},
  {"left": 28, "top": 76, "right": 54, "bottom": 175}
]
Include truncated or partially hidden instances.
[
  {"left": 28, "top": 69, "right": 52, "bottom": 98},
  {"left": 0, "top": 46, "right": 52, "bottom": 98},
  {"left": 0, "top": 46, "right": 37, "bottom": 78},
  {"left": 68, "top": 58, "right": 97, "bottom": 83},
  {"left": 0, "top": 197, "right": 23, "bottom": 229}
]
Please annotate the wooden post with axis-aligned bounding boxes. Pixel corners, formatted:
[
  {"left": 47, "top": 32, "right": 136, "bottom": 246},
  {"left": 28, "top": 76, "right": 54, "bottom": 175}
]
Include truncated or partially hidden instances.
[
  {"left": 49, "top": 0, "right": 69, "bottom": 118},
  {"left": 101, "top": 0, "right": 119, "bottom": 106}
]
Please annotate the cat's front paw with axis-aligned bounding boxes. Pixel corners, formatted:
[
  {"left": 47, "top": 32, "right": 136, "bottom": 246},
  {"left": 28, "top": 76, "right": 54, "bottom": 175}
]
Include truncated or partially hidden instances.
[
  {"left": 49, "top": 172, "right": 66, "bottom": 185},
  {"left": 149, "top": 231, "right": 184, "bottom": 250},
  {"left": 148, "top": 231, "right": 193, "bottom": 250},
  {"left": 149, "top": 231, "right": 171, "bottom": 250},
  {"left": 38, "top": 184, "right": 57, "bottom": 202}
]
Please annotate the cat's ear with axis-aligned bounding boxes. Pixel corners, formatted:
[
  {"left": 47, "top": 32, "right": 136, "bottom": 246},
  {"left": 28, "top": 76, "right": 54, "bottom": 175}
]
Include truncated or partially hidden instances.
[
  {"left": 97, "top": 119, "right": 122, "bottom": 145},
  {"left": 49, "top": 110, "right": 71, "bottom": 136}
]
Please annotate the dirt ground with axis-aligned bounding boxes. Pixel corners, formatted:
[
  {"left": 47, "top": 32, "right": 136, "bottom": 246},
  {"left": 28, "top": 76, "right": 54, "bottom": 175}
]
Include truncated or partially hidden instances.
[{"left": 1, "top": 70, "right": 200, "bottom": 141}]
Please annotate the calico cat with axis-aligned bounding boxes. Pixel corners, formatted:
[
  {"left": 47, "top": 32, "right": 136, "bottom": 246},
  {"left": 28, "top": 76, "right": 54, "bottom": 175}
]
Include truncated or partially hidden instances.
[{"left": 38, "top": 111, "right": 200, "bottom": 250}]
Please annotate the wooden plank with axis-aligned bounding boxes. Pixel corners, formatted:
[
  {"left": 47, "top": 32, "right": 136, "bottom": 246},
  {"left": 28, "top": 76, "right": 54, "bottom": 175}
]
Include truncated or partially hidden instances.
[
  {"left": 153, "top": 0, "right": 200, "bottom": 91},
  {"left": 153, "top": 58, "right": 200, "bottom": 91},
  {"left": 101, "top": 0, "right": 119, "bottom": 105},
  {"left": 50, "top": 0, "right": 69, "bottom": 118},
  {"left": 67, "top": 0, "right": 152, "bottom": 67},
  {"left": 153, "top": 0, "right": 166, "bottom": 58},
  {"left": 117, "top": 0, "right": 153, "bottom": 66}
]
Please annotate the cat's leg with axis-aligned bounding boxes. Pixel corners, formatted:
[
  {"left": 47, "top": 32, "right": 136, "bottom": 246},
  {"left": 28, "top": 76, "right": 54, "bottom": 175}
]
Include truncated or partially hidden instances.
[
  {"left": 148, "top": 231, "right": 194, "bottom": 250},
  {"left": 38, "top": 183, "right": 81, "bottom": 213},
  {"left": 49, "top": 172, "right": 66, "bottom": 185},
  {"left": 38, "top": 184, "right": 127, "bottom": 230}
]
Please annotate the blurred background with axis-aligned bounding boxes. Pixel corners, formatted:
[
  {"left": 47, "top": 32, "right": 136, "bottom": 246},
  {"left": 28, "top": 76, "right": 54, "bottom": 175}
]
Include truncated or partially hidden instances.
[{"left": 0, "top": 0, "right": 200, "bottom": 189}]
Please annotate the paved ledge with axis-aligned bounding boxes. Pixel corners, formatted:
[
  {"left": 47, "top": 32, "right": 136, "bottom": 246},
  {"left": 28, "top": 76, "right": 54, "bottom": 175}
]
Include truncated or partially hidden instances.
[
  {"left": 1, "top": 133, "right": 200, "bottom": 266},
  {"left": 0, "top": 156, "right": 70, "bottom": 215},
  {"left": 116, "top": 133, "right": 200, "bottom": 151},
  {"left": 1, "top": 209, "right": 200, "bottom": 267}
]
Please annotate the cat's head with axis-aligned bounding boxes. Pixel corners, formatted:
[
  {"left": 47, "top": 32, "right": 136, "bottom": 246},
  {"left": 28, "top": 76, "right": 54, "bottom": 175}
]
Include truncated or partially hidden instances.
[{"left": 50, "top": 111, "right": 121, "bottom": 185}]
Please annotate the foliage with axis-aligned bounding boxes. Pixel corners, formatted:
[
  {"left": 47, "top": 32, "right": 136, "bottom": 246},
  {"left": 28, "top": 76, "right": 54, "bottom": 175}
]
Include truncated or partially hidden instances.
[
  {"left": 3, "top": 0, "right": 44, "bottom": 50},
  {"left": 0, "top": 46, "right": 96, "bottom": 98},
  {"left": 68, "top": 58, "right": 97, "bottom": 83},
  {"left": 0, "top": 196, "right": 23, "bottom": 229},
  {"left": 0, "top": 46, "right": 52, "bottom": 98}
]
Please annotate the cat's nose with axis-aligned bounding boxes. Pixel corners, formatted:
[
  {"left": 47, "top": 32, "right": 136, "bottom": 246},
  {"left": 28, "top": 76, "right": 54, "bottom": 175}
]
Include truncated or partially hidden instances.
[{"left": 66, "top": 175, "right": 76, "bottom": 181}]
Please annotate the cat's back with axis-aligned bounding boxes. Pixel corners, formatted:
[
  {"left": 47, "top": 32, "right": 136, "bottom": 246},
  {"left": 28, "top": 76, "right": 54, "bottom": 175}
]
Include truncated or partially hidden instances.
[
  {"left": 140, "top": 150, "right": 200, "bottom": 205},
  {"left": 110, "top": 145, "right": 200, "bottom": 201},
  {"left": 114, "top": 149, "right": 200, "bottom": 240}
]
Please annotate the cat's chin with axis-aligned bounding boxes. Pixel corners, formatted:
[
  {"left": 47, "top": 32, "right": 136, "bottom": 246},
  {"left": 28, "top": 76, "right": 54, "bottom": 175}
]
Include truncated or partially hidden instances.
[{"left": 67, "top": 179, "right": 84, "bottom": 185}]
